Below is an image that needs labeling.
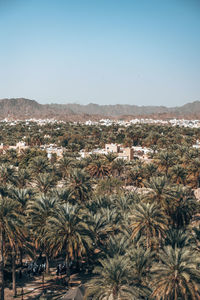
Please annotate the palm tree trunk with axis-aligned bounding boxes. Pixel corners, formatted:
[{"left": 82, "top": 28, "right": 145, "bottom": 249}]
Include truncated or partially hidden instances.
[
  {"left": 158, "top": 231, "right": 162, "bottom": 249},
  {"left": 12, "top": 248, "right": 17, "bottom": 297},
  {"left": 0, "top": 228, "right": 4, "bottom": 300},
  {"left": 174, "top": 287, "right": 177, "bottom": 300},
  {"left": 19, "top": 248, "right": 23, "bottom": 268},
  {"left": 45, "top": 252, "right": 50, "bottom": 274},
  {"left": 166, "top": 165, "right": 169, "bottom": 176},
  {"left": 65, "top": 253, "right": 70, "bottom": 278},
  {"left": 146, "top": 228, "right": 150, "bottom": 249},
  {"left": 113, "top": 286, "right": 119, "bottom": 300}
]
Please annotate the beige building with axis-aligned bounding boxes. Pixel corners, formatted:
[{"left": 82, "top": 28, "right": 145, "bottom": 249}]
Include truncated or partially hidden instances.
[
  {"left": 105, "top": 143, "right": 120, "bottom": 153},
  {"left": 79, "top": 143, "right": 134, "bottom": 162},
  {"left": 105, "top": 143, "right": 133, "bottom": 161}
]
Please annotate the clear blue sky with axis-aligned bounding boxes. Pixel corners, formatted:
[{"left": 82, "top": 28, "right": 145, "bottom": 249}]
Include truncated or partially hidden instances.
[{"left": 0, "top": 0, "right": 200, "bottom": 106}]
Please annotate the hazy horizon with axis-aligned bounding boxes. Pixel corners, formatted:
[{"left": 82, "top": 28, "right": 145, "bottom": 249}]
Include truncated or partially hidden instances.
[
  {"left": 1, "top": 97, "right": 199, "bottom": 108},
  {"left": 0, "top": 0, "right": 200, "bottom": 106}
]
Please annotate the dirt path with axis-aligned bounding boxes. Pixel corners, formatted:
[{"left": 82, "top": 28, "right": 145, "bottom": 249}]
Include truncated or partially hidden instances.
[{"left": 5, "top": 269, "right": 81, "bottom": 299}]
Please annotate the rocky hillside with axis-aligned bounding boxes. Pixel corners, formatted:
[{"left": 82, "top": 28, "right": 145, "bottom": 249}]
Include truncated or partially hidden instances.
[
  {"left": 0, "top": 98, "right": 74, "bottom": 120},
  {"left": 0, "top": 98, "right": 200, "bottom": 120}
]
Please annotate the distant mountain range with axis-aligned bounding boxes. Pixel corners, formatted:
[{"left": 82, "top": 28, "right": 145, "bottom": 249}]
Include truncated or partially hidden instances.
[{"left": 0, "top": 98, "right": 200, "bottom": 121}]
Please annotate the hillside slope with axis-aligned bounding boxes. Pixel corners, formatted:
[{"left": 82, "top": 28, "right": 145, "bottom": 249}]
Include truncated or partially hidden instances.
[{"left": 0, "top": 98, "right": 199, "bottom": 120}]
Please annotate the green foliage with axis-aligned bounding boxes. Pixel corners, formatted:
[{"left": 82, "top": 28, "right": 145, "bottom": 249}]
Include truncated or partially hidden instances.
[{"left": 0, "top": 121, "right": 199, "bottom": 299}]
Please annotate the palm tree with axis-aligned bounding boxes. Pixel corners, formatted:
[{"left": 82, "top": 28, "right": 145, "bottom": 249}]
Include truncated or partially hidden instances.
[
  {"left": 3, "top": 149, "right": 18, "bottom": 166},
  {"left": 66, "top": 169, "right": 92, "bottom": 203},
  {"left": 145, "top": 131, "right": 160, "bottom": 147},
  {"left": 10, "top": 187, "right": 33, "bottom": 210},
  {"left": 85, "top": 255, "right": 150, "bottom": 300},
  {"left": 86, "top": 194, "right": 112, "bottom": 214},
  {"left": 52, "top": 188, "right": 73, "bottom": 205},
  {"left": 130, "top": 202, "right": 168, "bottom": 249},
  {"left": 111, "top": 158, "right": 127, "bottom": 177},
  {"left": 29, "top": 155, "right": 51, "bottom": 176},
  {"left": 87, "top": 159, "right": 110, "bottom": 178},
  {"left": 187, "top": 157, "right": 200, "bottom": 188},
  {"left": 96, "top": 177, "right": 123, "bottom": 196},
  {"left": 169, "top": 186, "right": 198, "bottom": 229},
  {"left": 47, "top": 203, "right": 92, "bottom": 270},
  {"left": 176, "top": 144, "right": 190, "bottom": 161},
  {"left": 9, "top": 187, "right": 34, "bottom": 273},
  {"left": 87, "top": 210, "right": 114, "bottom": 249},
  {"left": 0, "top": 164, "right": 16, "bottom": 185},
  {"left": 151, "top": 246, "right": 200, "bottom": 300},
  {"left": 104, "top": 152, "right": 118, "bottom": 163},
  {"left": 183, "top": 148, "right": 199, "bottom": 166},
  {"left": 34, "top": 172, "right": 57, "bottom": 195},
  {"left": 102, "top": 234, "right": 130, "bottom": 258},
  {"left": 27, "top": 196, "right": 57, "bottom": 273},
  {"left": 127, "top": 166, "right": 143, "bottom": 187},
  {"left": 127, "top": 246, "right": 154, "bottom": 285},
  {"left": 143, "top": 162, "right": 158, "bottom": 181},
  {"left": 58, "top": 156, "right": 75, "bottom": 179},
  {"left": 0, "top": 196, "right": 24, "bottom": 298},
  {"left": 144, "top": 176, "right": 175, "bottom": 212},
  {"left": 112, "top": 194, "right": 135, "bottom": 215},
  {"left": 169, "top": 164, "right": 187, "bottom": 185},
  {"left": 165, "top": 229, "right": 191, "bottom": 249},
  {"left": 156, "top": 150, "right": 175, "bottom": 175},
  {"left": 15, "top": 168, "right": 31, "bottom": 188}
]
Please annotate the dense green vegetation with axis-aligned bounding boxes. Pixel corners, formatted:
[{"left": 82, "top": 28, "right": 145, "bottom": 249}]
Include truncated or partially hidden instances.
[{"left": 0, "top": 121, "right": 200, "bottom": 299}]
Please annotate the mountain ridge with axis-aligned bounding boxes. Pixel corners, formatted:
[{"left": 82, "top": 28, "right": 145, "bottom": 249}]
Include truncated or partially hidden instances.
[{"left": 0, "top": 98, "right": 200, "bottom": 120}]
